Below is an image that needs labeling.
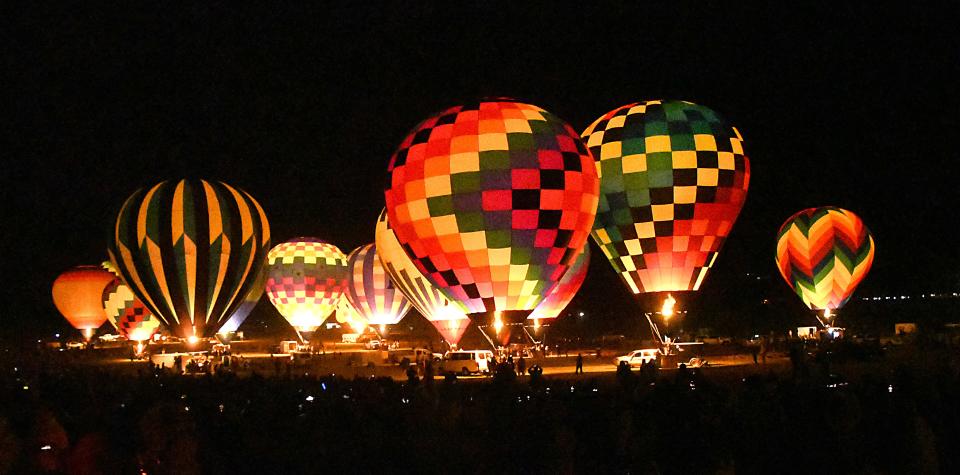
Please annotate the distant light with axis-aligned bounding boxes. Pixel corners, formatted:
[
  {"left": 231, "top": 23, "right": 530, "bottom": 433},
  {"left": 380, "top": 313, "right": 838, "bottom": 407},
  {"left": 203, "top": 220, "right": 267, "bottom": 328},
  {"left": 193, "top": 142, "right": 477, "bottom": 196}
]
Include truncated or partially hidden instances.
[
  {"left": 40, "top": 445, "right": 52, "bottom": 451},
  {"left": 578, "top": 312, "right": 585, "bottom": 317},
  {"left": 22, "top": 385, "right": 28, "bottom": 390},
  {"left": 888, "top": 384, "right": 894, "bottom": 393},
  {"left": 321, "top": 383, "right": 327, "bottom": 391},
  {"left": 187, "top": 335, "right": 200, "bottom": 345},
  {"left": 305, "top": 395, "right": 314, "bottom": 402},
  {"left": 55, "top": 333, "right": 60, "bottom": 338},
  {"left": 184, "top": 406, "right": 190, "bottom": 412}
]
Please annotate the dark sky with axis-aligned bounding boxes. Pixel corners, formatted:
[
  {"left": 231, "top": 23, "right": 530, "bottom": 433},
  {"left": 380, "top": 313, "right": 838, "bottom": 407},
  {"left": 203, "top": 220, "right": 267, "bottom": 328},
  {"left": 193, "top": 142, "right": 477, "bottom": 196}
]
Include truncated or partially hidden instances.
[{"left": 4, "top": 2, "right": 957, "bottom": 337}]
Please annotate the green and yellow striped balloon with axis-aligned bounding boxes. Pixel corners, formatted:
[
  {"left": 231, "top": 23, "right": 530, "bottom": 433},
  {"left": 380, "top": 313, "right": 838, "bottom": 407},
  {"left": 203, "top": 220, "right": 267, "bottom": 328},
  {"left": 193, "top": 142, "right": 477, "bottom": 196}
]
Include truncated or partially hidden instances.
[{"left": 108, "top": 179, "right": 271, "bottom": 339}]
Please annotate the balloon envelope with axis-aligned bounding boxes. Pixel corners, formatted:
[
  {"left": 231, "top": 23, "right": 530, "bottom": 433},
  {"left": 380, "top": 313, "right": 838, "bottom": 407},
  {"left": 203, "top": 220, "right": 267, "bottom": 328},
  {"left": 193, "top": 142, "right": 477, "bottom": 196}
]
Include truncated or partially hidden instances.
[
  {"left": 335, "top": 298, "right": 368, "bottom": 333},
  {"left": 265, "top": 238, "right": 348, "bottom": 333},
  {"left": 217, "top": 261, "right": 267, "bottom": 335},
  {"left": 375, "top": 209, "right": 471, "bottom": 344},
  {"left": 345, "top": 243, "right": 412, "bottom": 326},
  {"left": 384, "top": 100, "right": 599, "bottom": 321},
  {"left": 52, "top": 266, "right": 115, "bottom": 336},
  {"left": 776, "top": 207, "right": 875, "bottom": 310},
  {"left": 528, "top": 245, "right": 590, "bottom": 321},
  {"left": 584, "top": 100, "right": 750, "bottom": 294},
  {"left": 108, "top": 179, "right": 271, "bottom": 339},
  {"left": 102, "top": 278, "right": 161, "bottom": 341}
]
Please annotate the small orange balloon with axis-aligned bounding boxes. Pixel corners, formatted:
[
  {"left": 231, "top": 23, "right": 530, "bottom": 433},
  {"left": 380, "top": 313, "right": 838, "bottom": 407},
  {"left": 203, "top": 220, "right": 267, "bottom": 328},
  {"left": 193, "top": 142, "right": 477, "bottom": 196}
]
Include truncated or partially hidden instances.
[{"left": 52, "top": 266, "right": 115, "bottom": 338}]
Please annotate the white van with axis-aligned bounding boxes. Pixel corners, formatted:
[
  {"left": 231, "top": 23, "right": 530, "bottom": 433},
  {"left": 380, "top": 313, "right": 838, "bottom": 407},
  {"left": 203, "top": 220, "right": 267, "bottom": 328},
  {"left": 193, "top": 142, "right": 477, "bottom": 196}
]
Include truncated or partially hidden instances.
[
  {"left": 615, "top": 349, "right": 661, "bottom": 368},
  {"left": 441, "top": 350, "right": 494, "bottom": 375}
]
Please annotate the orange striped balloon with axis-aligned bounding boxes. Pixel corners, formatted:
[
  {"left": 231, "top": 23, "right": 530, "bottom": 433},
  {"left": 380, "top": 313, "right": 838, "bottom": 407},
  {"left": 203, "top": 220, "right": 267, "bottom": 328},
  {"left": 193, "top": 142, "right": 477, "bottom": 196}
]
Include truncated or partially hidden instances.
[{"left": 775, "top": 207, "right": 875, "bottom": 310}]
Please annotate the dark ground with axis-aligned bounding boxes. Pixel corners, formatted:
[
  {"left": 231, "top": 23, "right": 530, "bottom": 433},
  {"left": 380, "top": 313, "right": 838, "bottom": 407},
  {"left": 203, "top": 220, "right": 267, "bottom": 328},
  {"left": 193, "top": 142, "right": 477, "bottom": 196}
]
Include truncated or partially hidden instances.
[{"left": 1, "top": 338, "right": 958, "bottom": 474}]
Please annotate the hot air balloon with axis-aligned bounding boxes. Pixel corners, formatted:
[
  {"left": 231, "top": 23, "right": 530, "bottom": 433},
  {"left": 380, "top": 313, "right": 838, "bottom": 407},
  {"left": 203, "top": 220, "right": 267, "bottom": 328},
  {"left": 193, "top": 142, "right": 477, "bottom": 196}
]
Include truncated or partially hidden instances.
[
  {"left": 216, "top": 262, "right": 267, "bottom": 342},
  {"left": 776, "top": 207, "right": 875, "bottom": 324},
  {"left": 102, "top": 278, "right": 161, "bottom": 342},
  {"left": 345, "top": 243, "right": 413, "bottom": 335},
  {"left": 384, "top": 100, "right": 600, "bottom": 329},
  {"left": 264, "top": 238, "right": 348, "bottom": 341},
  {"left": 375, "top": 209, "right": 472, "bottom": 347},
  {"left": 583, "top": 100, "right": 750, "bottom": 311},
  {"left": 100, "top": 261, "right": 162, "bottom": 342},
  {"left": 335, "top": 298, "right": 368, "bottom": 334},
  {"left": 52, "top": 266, "right": 116, "bottom": 340},
  {"left": 528, "top": 244, "right": 590, "bottom": 325},
  {"left": 108, "top": 179, "right": 271, "bottom": 341}
]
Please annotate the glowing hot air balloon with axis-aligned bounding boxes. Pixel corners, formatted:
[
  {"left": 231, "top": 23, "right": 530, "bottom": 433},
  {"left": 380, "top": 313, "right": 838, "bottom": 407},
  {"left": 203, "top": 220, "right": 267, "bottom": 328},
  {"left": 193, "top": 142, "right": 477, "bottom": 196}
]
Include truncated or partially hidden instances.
[
  {"left": 345, "top": 243, "right": 412, "bottom": 332},
  {"left": 375, "top": 209, "right": 471, "bottom": 346},
  {"left": 583, "top": 100, "right": 750, "bottom": 298},
  {"left": 108, "top": 179, "right": 270, "bottom": 341},
  {"left": 265, "top": 238, "right": 348, "bottom": 341},
  {"left": 102, "top": 278, "right": 161, "bottom": 342},
  {"left": 52, "top": 266, "right": 116, "bottom": 340},
  {"left": 527, "top": 245, "right": 590, "bottom": 323},
  {"left": 384, "top": 100, "right": 600, "bottom": 327},
  {"left": 335, "top": 298, "right": 368, "bottom": 334},
  {"left": 100, "top": 261, "right": 162, "bottom": 342},
  {"left": 217, "top": 262, "right": 267, "bottom": 342},
  {"left": 775, "top": 207, "right": 875, "bottom": 322}
]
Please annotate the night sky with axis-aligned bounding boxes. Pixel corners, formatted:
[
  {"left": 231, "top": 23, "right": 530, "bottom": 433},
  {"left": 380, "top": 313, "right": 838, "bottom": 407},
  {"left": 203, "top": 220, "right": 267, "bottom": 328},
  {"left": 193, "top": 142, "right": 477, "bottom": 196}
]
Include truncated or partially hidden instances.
[{"left": 4, "top": 3, "right": 957, "bottom": 339}]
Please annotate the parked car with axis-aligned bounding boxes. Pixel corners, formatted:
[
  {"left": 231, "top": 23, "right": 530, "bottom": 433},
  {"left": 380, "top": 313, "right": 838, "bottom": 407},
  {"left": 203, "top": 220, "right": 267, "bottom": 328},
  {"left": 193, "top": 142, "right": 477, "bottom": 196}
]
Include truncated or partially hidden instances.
[
  {"left": 412, "top": 347, "right": 442, "bottom": 362},
  {"left": 441, "top": 350, "right": 494, "bottom": 375},
  {"left": 615, "top": 349, "right": 660, "bottom": 368},
  {"left": 364, "top": 339, "right": 382, "bottom": 350},
  {"left": 698, "top": 336, "right": 733, "bottom": 345}
]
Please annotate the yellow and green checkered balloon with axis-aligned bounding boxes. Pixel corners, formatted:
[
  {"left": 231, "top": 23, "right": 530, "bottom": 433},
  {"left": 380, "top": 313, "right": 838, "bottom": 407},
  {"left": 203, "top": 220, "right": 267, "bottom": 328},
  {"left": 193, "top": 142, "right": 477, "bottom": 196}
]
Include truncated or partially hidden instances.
[{"left": 583, "top": 100, "right": 750, "bottom": 295}]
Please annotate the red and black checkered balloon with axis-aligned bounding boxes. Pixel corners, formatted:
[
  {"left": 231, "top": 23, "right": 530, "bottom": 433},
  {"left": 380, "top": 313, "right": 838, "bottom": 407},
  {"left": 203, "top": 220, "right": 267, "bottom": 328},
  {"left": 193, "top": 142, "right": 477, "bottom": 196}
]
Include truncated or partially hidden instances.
[{"left": 385, "top": 100, "right": 599, "bottom": 321}]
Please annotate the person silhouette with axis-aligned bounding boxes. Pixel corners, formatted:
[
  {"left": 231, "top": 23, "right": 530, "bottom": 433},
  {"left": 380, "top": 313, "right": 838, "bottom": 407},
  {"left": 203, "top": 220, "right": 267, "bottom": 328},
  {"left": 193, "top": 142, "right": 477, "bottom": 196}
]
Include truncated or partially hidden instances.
[{"left": 575, "top": 353, "right": 584, "bottom": 374}]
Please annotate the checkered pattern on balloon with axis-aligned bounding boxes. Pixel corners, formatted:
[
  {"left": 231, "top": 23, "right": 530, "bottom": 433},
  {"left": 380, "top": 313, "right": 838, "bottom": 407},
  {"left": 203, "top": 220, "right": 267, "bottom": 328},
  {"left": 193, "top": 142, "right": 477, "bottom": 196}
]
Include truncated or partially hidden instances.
[
  {"left": 265, "top": 238, "right": 348, "bottom": 332},
  {"left": 385, "top": 101, "right": 600, "bottom": 323},
  {"left": 584, "top": 100, "right": 750, "bottom": 294}
]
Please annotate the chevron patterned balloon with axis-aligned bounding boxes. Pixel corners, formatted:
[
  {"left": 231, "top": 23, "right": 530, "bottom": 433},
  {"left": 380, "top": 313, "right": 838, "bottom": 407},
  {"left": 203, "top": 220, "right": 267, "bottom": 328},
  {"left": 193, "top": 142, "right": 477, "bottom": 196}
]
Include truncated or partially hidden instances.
[
  {"left": 108, "top": 179, "right": 271, "bottom": 339},
  {"left": 775, "top": 207, "right": 875, "bottom": 310},
  {"left": 584, "top": 100, "right": 749, "bottom": 294},
  {"left": 345, "top": 243, "right": 413, "bottom": 326},
  {"left": 102, "top": 278, "right": 161, "bottom": 341}
]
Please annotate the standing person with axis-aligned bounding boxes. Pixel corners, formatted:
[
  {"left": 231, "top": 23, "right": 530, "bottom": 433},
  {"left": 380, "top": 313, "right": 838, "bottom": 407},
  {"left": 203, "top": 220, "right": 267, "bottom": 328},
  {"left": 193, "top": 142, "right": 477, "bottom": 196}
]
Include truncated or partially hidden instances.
[
  {"left": 759, "top": 336, "right": 768, "bottom": 365},
  {"left": 750, "top": 343, "right": 759, "bottom": 364},
  {"left": 575, "top": 353, "right": 584, "bottom": 374},
  {"left": 517, "top": 355, "right": 526, "bottom": 376}
]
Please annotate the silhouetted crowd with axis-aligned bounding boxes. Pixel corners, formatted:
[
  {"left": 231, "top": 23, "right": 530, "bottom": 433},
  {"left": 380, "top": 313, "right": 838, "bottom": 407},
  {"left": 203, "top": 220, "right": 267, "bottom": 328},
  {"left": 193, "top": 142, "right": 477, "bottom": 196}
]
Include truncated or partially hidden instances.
[{"left": 0, "top": 340, "right": 958, "bottom": 474}]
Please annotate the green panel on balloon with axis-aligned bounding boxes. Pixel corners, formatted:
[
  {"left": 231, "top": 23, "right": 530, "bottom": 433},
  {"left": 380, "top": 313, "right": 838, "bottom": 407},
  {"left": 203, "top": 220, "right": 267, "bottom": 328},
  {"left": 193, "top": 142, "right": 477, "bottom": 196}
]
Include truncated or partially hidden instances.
[
  {"left": 584, "top": 100, "right": 750, "bottom": 294},
  {"left": 108, "top": 179, "right": 271, "bottom": 339},
  {"left": 385, "top": 101, "right": 600, "bottom": 316}
]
